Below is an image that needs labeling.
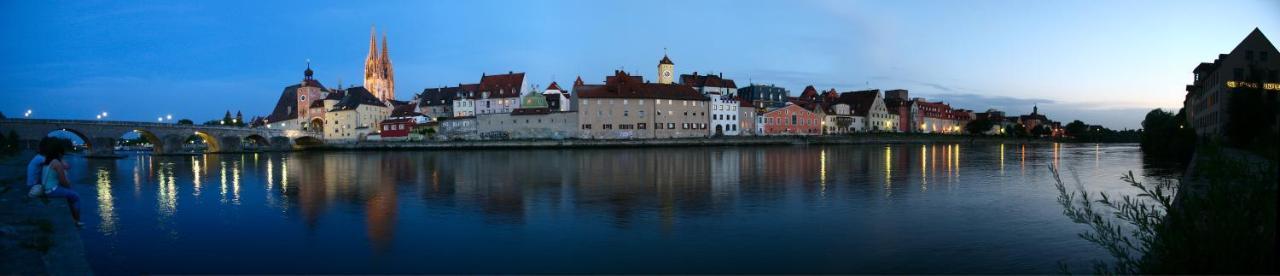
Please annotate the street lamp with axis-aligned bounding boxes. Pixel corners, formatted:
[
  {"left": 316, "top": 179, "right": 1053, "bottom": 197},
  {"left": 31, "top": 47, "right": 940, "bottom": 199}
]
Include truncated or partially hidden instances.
[
  {"left": 24, "top": 109, "right": 33, "bottom": 117},
  {"left": 166, "top": 114, "right": 173, "bottom": 120}
]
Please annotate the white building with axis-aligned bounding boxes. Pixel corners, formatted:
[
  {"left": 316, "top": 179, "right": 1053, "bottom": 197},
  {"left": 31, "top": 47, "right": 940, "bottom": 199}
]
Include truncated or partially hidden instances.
[
  {"left": 708, "top": 92, "right": 740, "bottom": 136},
  {"left": 474, "top": 72, "right": 526, "bottom": 115}
]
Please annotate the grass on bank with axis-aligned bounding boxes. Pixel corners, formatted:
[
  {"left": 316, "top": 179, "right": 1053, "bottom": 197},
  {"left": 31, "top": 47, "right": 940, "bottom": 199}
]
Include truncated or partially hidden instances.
[{"left": 1052, "top": 147, "right": 1277, "bottom": 274}]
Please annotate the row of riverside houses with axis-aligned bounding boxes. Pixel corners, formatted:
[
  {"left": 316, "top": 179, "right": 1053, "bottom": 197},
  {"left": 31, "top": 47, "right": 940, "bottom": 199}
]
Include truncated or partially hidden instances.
[
  {"left": 406, "top": 53, "right": 1064, "bottom": 141},
  {"left": 254, "top": 28, "right": 1064, "bottom": 142}
]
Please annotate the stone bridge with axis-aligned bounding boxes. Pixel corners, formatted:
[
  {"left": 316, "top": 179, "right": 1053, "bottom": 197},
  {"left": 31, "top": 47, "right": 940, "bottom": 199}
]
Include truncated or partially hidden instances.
[{"left": 0, "top": 118, "right": 323, "bottom": 156}]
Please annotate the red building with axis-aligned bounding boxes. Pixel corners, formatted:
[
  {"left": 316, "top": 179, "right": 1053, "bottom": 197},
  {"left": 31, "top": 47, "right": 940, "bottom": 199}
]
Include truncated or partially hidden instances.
[
  {"left": 378, "top": 118, "right": 415, "bottom": 138},
  {"left": 759, "top": 103, "right": 821, "bottom": 135}
]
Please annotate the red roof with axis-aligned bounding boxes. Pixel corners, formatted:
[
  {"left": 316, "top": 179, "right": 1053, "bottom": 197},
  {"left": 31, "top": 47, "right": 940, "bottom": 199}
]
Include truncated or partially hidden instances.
[
  {"left": 679, "top": 72, "right": 738, "bottom": 89},
  {"left": 479, "top": 72, "right": 525, "bottom": 98},
  {"left": 546, "top": 81, "right": 562, "bottom": 91},
  {"left": 577, "top": 70, "right": 708, "bottom": 101},
  {"left": 799, "top": 85, "right": 819, "bottom": 101}
]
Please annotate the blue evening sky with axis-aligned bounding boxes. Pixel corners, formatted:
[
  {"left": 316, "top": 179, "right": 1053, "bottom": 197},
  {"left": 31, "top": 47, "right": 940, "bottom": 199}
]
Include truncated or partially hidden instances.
[{"left": 2, "top": 0, "right": 1277, "bottom": 129}]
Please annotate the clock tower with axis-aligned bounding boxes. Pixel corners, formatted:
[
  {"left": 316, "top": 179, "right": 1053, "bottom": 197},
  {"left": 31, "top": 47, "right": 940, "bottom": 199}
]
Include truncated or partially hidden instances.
[{"left": 657, "top": 52, "right": 674, "bottom": 84}]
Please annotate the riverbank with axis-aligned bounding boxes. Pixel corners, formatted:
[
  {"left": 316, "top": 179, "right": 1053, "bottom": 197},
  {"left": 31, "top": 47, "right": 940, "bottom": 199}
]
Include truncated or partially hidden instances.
[
  {"left": 314, "top": 134, "right": 1056, "bottom": 151},
  {"left": 0, "top": 153, "right": 93, "bottom": 275}
]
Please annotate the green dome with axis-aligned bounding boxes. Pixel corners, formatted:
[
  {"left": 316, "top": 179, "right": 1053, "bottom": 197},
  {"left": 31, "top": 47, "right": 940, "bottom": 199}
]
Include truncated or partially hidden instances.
[{"left": 520, "top": 90, "right": 548, "bottom": 109}]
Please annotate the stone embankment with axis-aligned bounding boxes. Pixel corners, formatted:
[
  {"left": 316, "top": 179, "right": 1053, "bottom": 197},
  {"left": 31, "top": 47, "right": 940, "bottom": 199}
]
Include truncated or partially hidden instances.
[
  {"left": 317, "top": 134, "right": 1052, "bottom": 151},
  {"left": 0, "top": 154, "right": 93, "bottom": 275}
]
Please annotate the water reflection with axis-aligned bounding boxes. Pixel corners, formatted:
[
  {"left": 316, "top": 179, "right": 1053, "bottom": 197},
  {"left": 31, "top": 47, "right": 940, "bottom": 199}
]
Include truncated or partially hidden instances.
[
  {"left": 95, "top": 167, "right": 115, "bottom": 234},
  {"left": 74, "top": 144, "right": 1178, "bottom": 274}
]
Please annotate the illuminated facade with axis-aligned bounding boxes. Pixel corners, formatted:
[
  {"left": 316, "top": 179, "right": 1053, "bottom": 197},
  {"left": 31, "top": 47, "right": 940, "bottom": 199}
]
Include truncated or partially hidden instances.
[
  {"left": 364, "top": 26, "right": 396, "bottom": 102},
  {"left": 1184, "top": 28, "right": 1280, "bottom": 140},
  {"left": 759, "top": 103, "right": 821, "bottom": 135}
]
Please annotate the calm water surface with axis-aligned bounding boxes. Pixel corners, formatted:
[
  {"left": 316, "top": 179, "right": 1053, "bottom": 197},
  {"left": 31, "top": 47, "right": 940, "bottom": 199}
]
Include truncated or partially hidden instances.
[{"left": 44, "top": 143, "right": 1177, "bottom": 273}]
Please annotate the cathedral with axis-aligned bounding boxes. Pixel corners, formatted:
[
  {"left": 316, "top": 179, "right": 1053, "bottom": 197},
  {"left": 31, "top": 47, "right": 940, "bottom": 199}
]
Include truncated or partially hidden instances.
[{"left": 365, "top": 26, "right": 396, "bottom": 102}]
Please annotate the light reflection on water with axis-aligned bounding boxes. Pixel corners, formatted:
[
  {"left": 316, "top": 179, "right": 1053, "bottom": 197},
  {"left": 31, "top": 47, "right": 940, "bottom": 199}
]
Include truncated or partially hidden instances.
[{"left": 56, "top": 143, "right": 1178, "bottom": 274}]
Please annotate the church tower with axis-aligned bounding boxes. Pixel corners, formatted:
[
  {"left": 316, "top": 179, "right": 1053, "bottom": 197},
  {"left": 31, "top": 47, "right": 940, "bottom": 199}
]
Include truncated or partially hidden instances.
[
  {"left": 657, "top": 51, "right": 674, "bottom": 84},
  {"left": 364, "top": 26, "right": 396, "bottom": 101}
]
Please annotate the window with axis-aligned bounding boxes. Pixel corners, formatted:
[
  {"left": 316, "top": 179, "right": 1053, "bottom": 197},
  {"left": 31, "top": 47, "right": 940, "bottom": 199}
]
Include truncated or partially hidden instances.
[
  {"left": 603, "top": 124, "right": 613, "bottom": 129},
  {"left": 682, "top": 123, "right": 689, "bottom": 129},
  {"left": 655, "top": 123, "right": 663, "bottom": 129},
  {"left": 638, "top": 123, "right": 647, "bottom": 129},
  {"left": 1263, "top": 51, "right": 1270, "bottom": 61},
  {"left": 624, "top": 110, "right": 629, "bottom": 117},
  {"left": 668, "top": 123, "right": 675, "bottom": 129},
  {"left": 1246, "top": 50, "right": 1254, "bottom": 60},
  {"left": 639, "top": 110, "right": 645, "bottom": 118},
  {"left": 582, "top": 124, "right": 592, "bottom": 129}
]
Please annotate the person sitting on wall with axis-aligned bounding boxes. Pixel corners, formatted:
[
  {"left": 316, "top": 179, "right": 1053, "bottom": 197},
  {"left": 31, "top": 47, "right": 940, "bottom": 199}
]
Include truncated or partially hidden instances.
[{"left": 33, "top": 137, "right": 83, "bottom": 227}]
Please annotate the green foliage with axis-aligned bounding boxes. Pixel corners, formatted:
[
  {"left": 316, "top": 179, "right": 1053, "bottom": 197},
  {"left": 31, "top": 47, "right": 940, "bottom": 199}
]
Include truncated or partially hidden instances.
[
  {"left": 2, "top": 130, "right": 21, "bottom": 155},
  {"left": 1053, "top": 148, "right": 1277, "bottom": 274},
  {"left": 1140, "top": 109, "right": 1196, "bottom": 162},
  {"left": 177, "top": 119, "right": 194, "bottom": 125},
  {"left": 0, "top": 130, "right": 9, "bottom": 155},
  {"left": 1224, "top": 88, "right": 1279, "bottom": 158},
  {"left": 1065, "top": 120, "right": 1088, "bottom": 137},
  {"left": 965, "top": 119, "right": 995, "bottom": 135},
  {"left": 1031, "top": 124, "right": 1052, "bottom": 137}
]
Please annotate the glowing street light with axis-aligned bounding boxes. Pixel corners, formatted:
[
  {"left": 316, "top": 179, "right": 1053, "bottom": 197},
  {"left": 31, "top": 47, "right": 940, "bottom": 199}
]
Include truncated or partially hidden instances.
[
  {"left": 24, "top": 109, "right": 33, "bottom": 117},
  {"left": 166, "top": 114, "right": 173, "bottom": 120}
]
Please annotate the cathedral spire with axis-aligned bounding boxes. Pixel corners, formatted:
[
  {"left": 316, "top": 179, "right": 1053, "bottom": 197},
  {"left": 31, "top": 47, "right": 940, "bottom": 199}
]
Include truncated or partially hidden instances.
[
  {"left": 368, "top": 26, "right": 379, "bottom": 62},
  {"left": 381, "top": 33, "right": 389, "bottom": 63}
]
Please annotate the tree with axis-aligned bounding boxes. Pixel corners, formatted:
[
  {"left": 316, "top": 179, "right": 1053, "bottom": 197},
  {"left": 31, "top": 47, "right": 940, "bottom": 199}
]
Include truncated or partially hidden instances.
[
  {"left": 177, "top": 119, "right": 194, "bottom": 125},
  {"left": 222, "top": 110, "right": 233, "bottom": 125},
  {"left": 1140, "top": 108, "right": 1196, "bottom": 162},
  {"left": 1065, "top": 120, "right": 1089, "bottom": 138},
  {"left": 5, "top": 130, "right": 18, "bottom": 153},
  {"left": 0, "top": 111, "right": 6, "bottom": 119},
  {"left": 0, "top": 129, "right": 8, "bottom": 154},
  {"left": 1031, "top": 124, "right": 1052, "bottom": 137},
  {"left": 1009, "top": 124, "right": 1028, "bottom": 138},
  {"left": 965, "top": 119, "right": 995, "bottom": 135}
]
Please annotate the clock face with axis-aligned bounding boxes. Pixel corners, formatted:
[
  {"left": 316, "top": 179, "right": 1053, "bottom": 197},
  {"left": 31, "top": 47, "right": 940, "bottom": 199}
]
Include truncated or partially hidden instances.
[{"left": 663, "top": 71, "right": 671, "bottom": 77}]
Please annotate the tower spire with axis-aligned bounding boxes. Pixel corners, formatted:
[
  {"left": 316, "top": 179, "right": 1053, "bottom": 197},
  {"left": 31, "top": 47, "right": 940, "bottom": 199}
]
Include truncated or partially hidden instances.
[{"left": 368, "top": 25, "right": 379, "bottom": 61}]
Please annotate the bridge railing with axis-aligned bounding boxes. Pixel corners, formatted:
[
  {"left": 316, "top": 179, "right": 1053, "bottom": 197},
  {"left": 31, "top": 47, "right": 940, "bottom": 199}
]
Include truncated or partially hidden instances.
[{"left": 0, "top": 118, "right": 281, "bottom": 133}]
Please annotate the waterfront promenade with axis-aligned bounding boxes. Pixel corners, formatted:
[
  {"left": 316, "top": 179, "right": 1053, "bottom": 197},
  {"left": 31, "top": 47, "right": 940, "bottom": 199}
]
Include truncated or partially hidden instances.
[{"left": 319, "top": 134, "right": 1052, "bottom": 151}]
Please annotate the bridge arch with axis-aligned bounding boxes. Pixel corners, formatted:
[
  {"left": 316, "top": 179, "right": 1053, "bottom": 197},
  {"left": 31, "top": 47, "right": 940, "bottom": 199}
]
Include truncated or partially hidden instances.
[
  {"left": 245, "top": 134, "right": 270, "bottom": 146},
  {"left": 193, "top": 131, "right": 222, "bottom": 153},
  {"left": 117, "top": 129, "right": 165, "bottom": 153},
  {"left": 46, "top": 128, "right": 92, "bottom": 150},
  {"left": 307, "top": 117, "right": 325, "bottom": 133},
  {"left": 294, "top": 136, "right": 324, "bottom": 147}
]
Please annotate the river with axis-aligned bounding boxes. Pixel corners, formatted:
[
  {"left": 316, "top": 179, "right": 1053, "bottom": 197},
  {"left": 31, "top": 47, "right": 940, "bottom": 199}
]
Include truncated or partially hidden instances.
[{"left": 39, "top": 143, "right": 1178, "bottom": 273}]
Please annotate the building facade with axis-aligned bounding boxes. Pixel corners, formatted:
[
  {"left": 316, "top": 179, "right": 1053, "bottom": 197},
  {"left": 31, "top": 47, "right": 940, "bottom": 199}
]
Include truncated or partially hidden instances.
[
  {"left": 738, "top": 100, "right": 757, "bottom": 136},
  {"left": 1184, "top": 28, "right": 1280, "bottom": 140},
  {"left": 324, "top": 87, "right": 392, "bottom": 142},
  {"left": 707, "top": 92, "right": 740, "bottom": 136},
  {"left": 475, "top": 72, "right": 527, "bottom": 115},
  {"left": 576, "top": 70, "right": 709, "bottom": 139},
  {"left": 364, "top": 27, "right": 396, "bottom": 102},
  {"left": 738, "top": 84, "right": 789, "bottom": 110},
  {"left": 759, "top": 103, "right": 821, "bottom": 135},
  {"left": 844, "top": 90, "right": 896, "bottom": 132}
]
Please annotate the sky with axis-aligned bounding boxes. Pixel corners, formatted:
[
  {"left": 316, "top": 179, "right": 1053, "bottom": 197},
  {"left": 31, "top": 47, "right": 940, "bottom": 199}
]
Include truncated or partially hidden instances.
[{"left": 2, "top": 0, "right": 1277, "bottom": 129}]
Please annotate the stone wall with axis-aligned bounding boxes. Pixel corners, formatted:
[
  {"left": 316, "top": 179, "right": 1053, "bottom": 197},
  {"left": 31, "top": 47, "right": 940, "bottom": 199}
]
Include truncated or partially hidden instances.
[{"left": 476, "top": 112, "right": 578, "bottom": 140}]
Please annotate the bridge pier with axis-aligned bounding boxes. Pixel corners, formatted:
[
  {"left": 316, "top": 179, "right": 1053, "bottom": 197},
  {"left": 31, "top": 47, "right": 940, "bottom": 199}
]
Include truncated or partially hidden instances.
[
  {"left": 218, "top": 136, "right": 243, "bottom": 153},
  {"left": 87, "top": 137, "right": 117, "bottom": 158},
  {"left": 269, "top": 137, "right": 294, "bottom": 151}
]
